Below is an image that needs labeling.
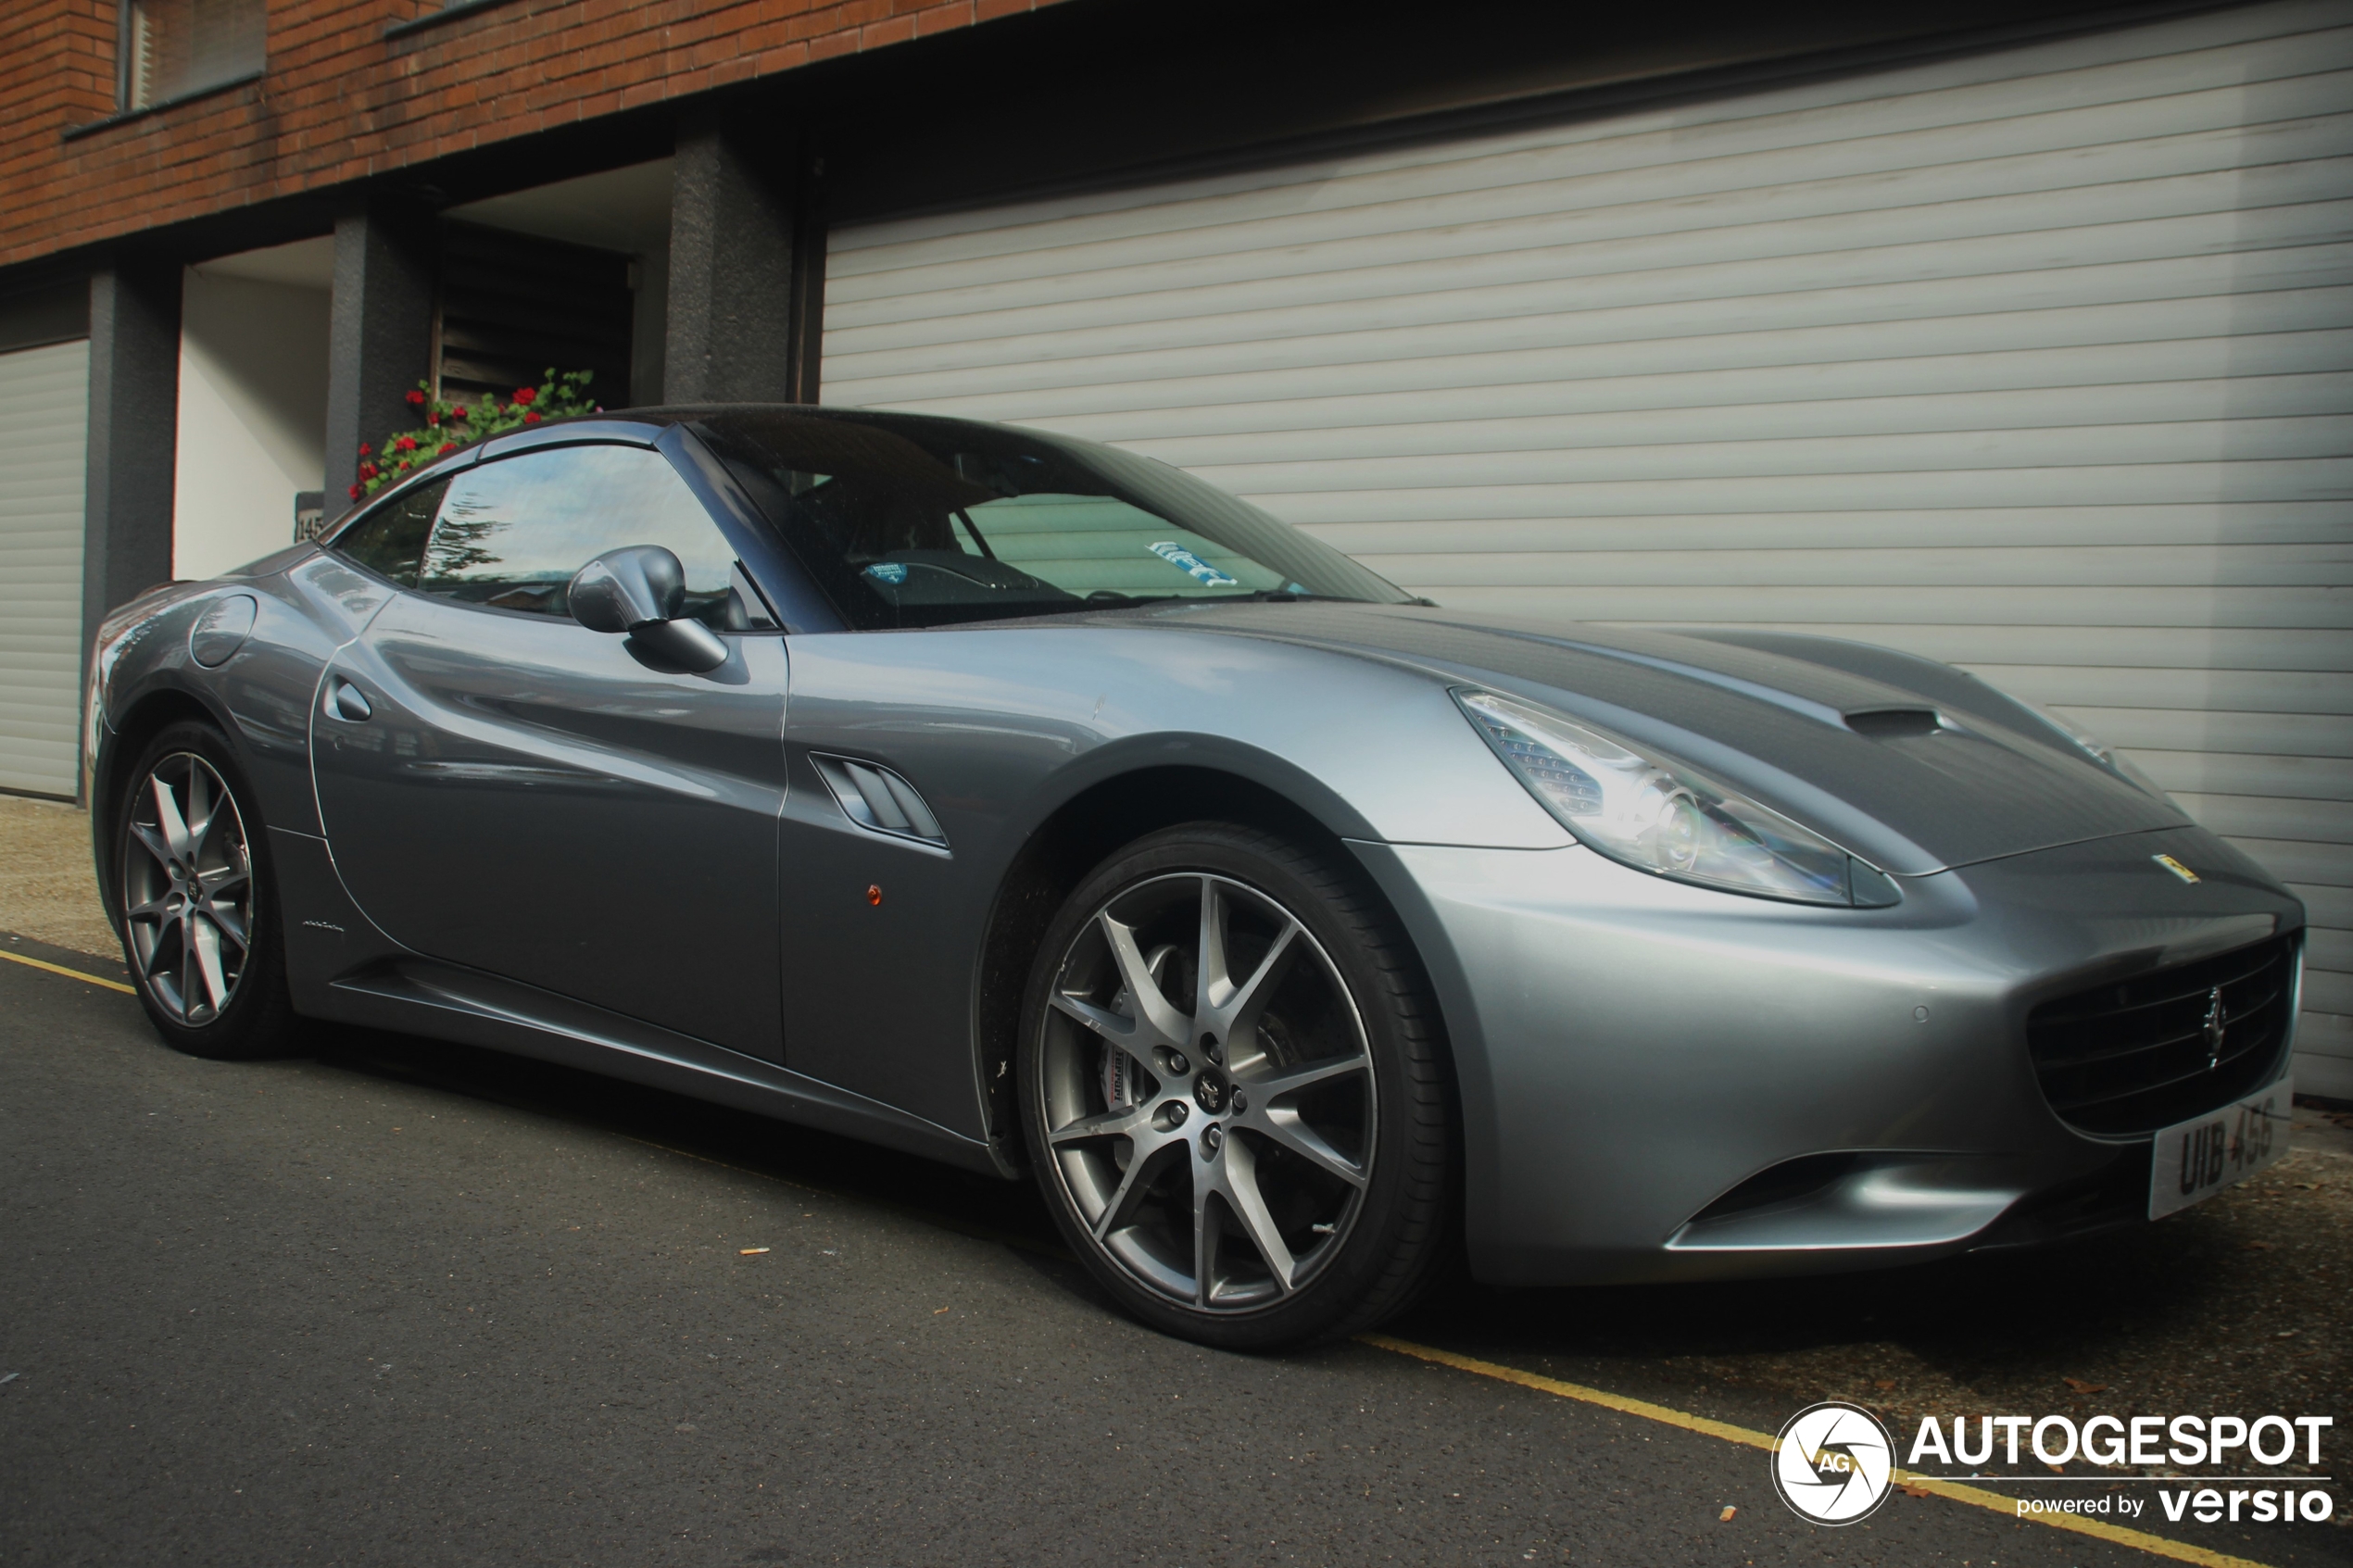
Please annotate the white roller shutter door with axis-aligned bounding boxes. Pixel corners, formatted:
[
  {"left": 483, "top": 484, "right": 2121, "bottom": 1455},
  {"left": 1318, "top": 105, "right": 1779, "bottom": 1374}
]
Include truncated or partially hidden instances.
[
  {"left": 824, "top": 0, "right": 2353, "bottom": 1094},
  {"left": 0, "top": 338, "right": 89, "bottom": 799}
]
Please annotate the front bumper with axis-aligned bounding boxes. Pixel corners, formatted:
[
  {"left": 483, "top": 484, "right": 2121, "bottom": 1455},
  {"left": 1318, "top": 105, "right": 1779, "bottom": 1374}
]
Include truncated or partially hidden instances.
[{"left": 1353, "top": 824, "right": 2302, "bottom": 1287}]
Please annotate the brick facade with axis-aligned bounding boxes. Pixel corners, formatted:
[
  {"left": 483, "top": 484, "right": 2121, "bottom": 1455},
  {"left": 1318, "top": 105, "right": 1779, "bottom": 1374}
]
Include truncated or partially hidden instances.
[{"left": 0, "top": 0, "right": 1064, "bottom": 272}]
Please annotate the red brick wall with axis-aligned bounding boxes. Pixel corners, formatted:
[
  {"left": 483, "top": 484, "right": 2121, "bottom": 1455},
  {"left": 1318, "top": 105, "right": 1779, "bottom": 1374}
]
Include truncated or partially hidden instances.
[{"left": 0, "top": 0, "right": 1066, "bottom": 272}]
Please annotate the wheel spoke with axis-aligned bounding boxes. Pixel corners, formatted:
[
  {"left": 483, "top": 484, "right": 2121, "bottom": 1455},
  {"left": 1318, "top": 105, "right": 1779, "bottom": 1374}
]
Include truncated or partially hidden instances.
[
  {"left": 1047, "top": 1102, "right": 1152, "bottom": 1148},
  {"left": 1217, "top": 1138, "right": 1298, "bottom": 1295},
  {"left": 178, "top": 929, "right": 203, "bottom": 1019},
  {"left": 199, "top": 866, "right": 249, "bottom": 900},
  {"left": 1048, "top": 990, "right": 1158, "bottom": 1075},
  {"left": 1247, "top": 1109, "right": 1369, "bottom": 1188},
  {"left": 1190, "top": 1165, "right": 1225, "bottom": 1308},
  {"left": 1100, "top": 912, "right": 1189, "bottom": 1045},
  {"left": 1247, "top": 1053, "right": 1368, "bottom": 1103},
  {"left": 191, "top": 917, "right": 231, "bottom": 1013},
  {"left": 124, "top": 895, "right": 172, "bottom": 925},
  {"left": 1092, "top": 1136, "right": 1177, "bottom": 1244},
  {"left": 1193, "top": 878, "right": 1228, "bottom": 1019},
  {"left": 127, "top": 820, "right": 175, "bottom": 873},
  {"left": 150, "top": 773, "right": 195, "bottom": 863},
  {"left": 1202, "top": 912, "right": 1301, "bottom": 1043},
  {"left": 183, "top": 762, "right": 216, "bottom": 859},
  {"left": 208, "top": 902, "right": 249, "bottom": 952},
  {"left": 141, "top": 908, "right": 181, "bottom": 972}
]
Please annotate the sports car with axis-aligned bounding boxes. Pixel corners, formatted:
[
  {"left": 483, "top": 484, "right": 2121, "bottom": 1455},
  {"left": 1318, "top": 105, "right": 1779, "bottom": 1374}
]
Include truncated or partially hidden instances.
[{"left": 86, "top": 405, "right": 2307, "bottom": 1348}]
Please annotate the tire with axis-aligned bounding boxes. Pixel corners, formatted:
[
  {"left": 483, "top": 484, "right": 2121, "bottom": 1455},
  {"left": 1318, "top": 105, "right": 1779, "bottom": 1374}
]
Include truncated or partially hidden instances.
[
  {"left": 113, "top": 720, "right": 301, "bottom": 1060},
  {"left": 1017, "top": 822, "right": 1453, "bottom": 1349}
]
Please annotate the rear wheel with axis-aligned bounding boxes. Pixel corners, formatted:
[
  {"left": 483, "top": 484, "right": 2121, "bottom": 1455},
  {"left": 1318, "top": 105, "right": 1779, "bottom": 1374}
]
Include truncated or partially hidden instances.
[
  {"left": 1018, "top": 822, "right": 1453, "bottom": 1349},
  {"left": 115, "top": 721, "right": 299, "bottom": 1060}
]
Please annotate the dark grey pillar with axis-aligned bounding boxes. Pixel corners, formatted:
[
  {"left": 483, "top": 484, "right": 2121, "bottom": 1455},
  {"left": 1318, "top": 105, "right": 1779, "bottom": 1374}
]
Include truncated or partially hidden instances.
[
  {"left": 665, "top": 108, "right": 820, "bottom": 404},
  {"left": 322, "top": 198, "right": 437, "bottom": 504},
  {"left": 82, "top": 260, "right": 181, "bottom": 653}
]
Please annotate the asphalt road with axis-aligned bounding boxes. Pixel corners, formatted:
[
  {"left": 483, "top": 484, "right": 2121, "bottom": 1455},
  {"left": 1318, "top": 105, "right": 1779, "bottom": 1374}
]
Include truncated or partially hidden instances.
[{"left": 2, "top": 938, "right": 2345, "bottom": 1568}]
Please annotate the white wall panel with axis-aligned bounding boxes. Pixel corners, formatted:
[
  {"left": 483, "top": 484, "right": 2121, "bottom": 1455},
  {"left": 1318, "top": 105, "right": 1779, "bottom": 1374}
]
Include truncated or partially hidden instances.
[
  {"left": 173, "top": 269, "right": 330, "bottom": 580},
  {"left": 827, "top": 0, "right": 2353, "bottom": 1090},
  {"left": 0, "top": 338, "right": 90, "bottom": 798}
]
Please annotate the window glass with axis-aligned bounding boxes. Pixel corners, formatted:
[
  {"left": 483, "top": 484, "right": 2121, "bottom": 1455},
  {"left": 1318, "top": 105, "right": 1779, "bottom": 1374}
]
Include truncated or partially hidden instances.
[
  {"left": 693, "top": 410, "right": 1411, "bottom": 630},
  {"left": 414, "top": 445, "right": 751, "bottom": 629},
  {"left": 121, "top": 0, "right": 265, "bottom": 111},
  {"left": 329, "top": 479, "right": 448, "bottom": 588}
]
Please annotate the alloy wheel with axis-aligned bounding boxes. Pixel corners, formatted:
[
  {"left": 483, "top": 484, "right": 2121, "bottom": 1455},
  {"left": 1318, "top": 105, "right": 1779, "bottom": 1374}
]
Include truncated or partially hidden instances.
[
  {"left": 122, "top": 752, "right": 255, "bottom": 1026},
  {"left": 1038, "top": 872, "right": 1377, "bottom": 1311}
]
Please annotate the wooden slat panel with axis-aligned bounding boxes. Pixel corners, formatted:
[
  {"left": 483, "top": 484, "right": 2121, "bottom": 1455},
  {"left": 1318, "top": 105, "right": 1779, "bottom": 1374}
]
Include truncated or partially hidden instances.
[
  {"left": 0, "top": 337, "right": 89, "bottom": 798},
  {"left": 876, "top": 293, "right": 2353, "bottom": 422},
  {"left": 1353, "top": 544, "right": 2351, "bottom": 588},
  {"left": 2290, "top": 884, "right": 2353, "bottom": 929},
  {"left": 1394, "top": 585, "right": 2349, "bottom": 629},
  {"left": 2301, "top": 971, "right": 2353, "bottom": 1015},
  {"left": 1936, "top": 668, "right": 2352, "bottom": 714},
  {"left": 2233, "top": 836, "right": 2353, "bottom": 886},
  {"left": 2169, "top": 793, "right": 2353, "bottom": 843},
  {"left": 2123, "top": 752, "right": 2353, "bottom": 801}
]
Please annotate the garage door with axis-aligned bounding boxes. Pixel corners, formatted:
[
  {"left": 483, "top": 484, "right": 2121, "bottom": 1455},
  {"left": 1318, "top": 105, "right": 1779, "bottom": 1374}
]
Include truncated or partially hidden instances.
[
  {"left": 0, "top": 338, "right": 91, "bottom": 798},
  {"left": 822, "top": 0, "right": 2353, "bottom": 1096}
]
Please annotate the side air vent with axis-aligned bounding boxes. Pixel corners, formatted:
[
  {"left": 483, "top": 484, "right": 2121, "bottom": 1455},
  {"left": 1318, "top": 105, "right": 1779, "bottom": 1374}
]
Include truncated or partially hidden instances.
[
  {"left": 810, "top": 753, "right": 948, "bottom": 847},
  {"left": 1844, "top": 707, "right": 1944, "bottom": 738}
]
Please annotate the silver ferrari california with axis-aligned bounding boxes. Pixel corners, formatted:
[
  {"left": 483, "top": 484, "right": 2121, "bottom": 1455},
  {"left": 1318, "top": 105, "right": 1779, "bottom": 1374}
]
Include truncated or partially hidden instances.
[{"left": 87, "top": 407, "right": 2306, "bottom": 1348}]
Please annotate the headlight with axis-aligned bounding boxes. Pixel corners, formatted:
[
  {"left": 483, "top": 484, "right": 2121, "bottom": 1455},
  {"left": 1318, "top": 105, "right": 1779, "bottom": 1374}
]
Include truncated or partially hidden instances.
[
  {"left": 2031, "top": 704, "right": 2173, "bottom": 804},
  {"left": 1455, "top": 689, "right": 1897, "bottom": 907}
]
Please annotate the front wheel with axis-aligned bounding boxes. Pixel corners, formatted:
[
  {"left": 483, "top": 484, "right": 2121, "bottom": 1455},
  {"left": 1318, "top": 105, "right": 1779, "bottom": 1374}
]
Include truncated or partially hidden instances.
[
  {"left": 115, "top": 721, "right": 301, "bottom": 1060},
  {"left": 1018, "top": 822, "right": 1453, "bottom": 1349}
]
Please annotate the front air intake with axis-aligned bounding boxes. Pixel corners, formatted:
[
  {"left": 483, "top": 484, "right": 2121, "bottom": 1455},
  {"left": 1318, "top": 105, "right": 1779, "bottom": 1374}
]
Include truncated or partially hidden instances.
[{"left": 2026, "top": 935, "right": 2296, "bottom": 1136}]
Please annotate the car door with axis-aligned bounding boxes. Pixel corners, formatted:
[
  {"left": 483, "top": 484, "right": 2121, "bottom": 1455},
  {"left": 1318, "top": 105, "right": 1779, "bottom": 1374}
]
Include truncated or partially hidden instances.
[{"left": 313, "top": 440, "right": 790, "bottom": 1059}]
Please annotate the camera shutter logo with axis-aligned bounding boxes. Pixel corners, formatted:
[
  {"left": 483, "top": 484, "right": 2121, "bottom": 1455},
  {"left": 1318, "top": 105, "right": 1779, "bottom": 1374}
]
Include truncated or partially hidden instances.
[{"left": 1771, "top": 1401, "right": 1895, "bottom": 1524}]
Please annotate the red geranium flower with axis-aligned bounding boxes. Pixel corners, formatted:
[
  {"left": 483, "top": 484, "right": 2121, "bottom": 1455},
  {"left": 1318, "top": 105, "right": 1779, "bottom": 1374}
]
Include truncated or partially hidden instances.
[
  {"left": 358, "top": 442, "right": 371, "bottom": 456},
  {"left": 347, "top": 482, "right": 363, "bottom": 499},
  {"left": 512, "top": 386, "right": 536, "bottom": 406},
  {"left": 406, "top": 389, "right": 426, "bottom": 407},
  {"left": 426, "top": 411, "right": 439, "bottom": 425},
  {"left": 359, "top": 462, "right": 377, "bottom": 479},
  {"left": 451, "top": 406, "right": 468, "bottom": 420},
  {"left": 523, "top": 410, "right": 541, "bottom": 423},
  {"left": 438, "top": 442, "right": 458, "bottom": 454},
  {"left": 394, "top": 436, "right": 418, "bottom": 452}
]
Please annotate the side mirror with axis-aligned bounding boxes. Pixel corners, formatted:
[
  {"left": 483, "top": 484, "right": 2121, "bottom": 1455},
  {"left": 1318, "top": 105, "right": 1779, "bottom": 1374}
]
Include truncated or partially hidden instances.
[{"left": 569, "top": 546, "right": 729, "bottom": 672}]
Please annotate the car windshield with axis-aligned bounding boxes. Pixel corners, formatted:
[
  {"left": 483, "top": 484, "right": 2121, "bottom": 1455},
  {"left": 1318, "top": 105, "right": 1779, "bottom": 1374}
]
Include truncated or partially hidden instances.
[{"left": 690, "top": 408, "right": 1413, "bottom": 629}]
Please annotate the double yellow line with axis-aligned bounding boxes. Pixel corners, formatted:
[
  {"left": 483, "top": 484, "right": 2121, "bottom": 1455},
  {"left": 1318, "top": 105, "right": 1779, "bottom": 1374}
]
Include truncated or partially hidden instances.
[
  {"left": 1361, "top": 1336, "right": 2275, "bottom": 1568},
  {"left": 0, "top": 941, "right": 2281, "bottom": 1568}
]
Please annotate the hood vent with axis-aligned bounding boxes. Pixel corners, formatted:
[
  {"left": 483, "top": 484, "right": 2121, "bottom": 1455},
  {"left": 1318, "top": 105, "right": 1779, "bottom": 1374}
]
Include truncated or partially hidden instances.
[
  {"left": 1844, "top": 707, "right": 1944, "bottom": 739},
  {"left": 811, "top": 753, "right": 947, "bottom": 847}
]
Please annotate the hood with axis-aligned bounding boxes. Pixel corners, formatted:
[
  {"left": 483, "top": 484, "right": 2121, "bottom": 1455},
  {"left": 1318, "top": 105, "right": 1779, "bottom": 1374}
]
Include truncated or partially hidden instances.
[{"left": 1121, "top": 601, "right": 2185, "bottom": 876}]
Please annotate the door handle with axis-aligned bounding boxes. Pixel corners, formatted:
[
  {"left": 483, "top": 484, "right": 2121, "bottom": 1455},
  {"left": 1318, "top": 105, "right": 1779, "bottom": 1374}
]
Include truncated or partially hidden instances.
[{"left": 326, "top": 678, "right": 373, "bottom": 722}]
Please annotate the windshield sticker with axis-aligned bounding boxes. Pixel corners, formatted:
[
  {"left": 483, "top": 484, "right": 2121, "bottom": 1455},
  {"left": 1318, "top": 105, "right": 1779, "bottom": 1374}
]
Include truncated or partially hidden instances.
[
  {"left": 864, "top": 562, "right": 910, "bottom": 584},
  {"left": 1147, "top": 541, "right": 1240, "bottom": 588}
]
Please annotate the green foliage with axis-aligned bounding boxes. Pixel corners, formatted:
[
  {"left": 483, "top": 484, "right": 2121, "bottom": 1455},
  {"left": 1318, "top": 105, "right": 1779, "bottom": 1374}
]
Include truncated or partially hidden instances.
[{"left": 351, "top": 369, "right": 599, "bottom": 499}]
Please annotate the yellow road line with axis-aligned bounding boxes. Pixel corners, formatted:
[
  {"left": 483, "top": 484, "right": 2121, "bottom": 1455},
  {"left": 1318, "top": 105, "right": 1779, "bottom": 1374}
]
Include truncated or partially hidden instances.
[
  {"left": 1357, "top": 1335, "right": 2275, "bottom": 1568},
  {"left": 0, "top": 947, "right": 135, "bottom": 995}
]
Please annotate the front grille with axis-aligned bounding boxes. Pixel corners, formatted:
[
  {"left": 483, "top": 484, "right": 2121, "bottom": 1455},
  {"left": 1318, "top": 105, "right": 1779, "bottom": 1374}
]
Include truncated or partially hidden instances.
[{"left": 2027, "top": 935, "right": 2296, "bottom": 1136}]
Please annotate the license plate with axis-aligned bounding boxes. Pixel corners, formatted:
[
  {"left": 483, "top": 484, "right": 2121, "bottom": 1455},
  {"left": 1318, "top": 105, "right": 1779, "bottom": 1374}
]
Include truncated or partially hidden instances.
[{"left": 2149, "top": 1082, "right": 2292, "bottom": 1220}]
